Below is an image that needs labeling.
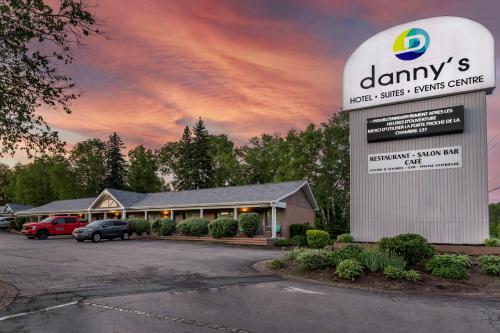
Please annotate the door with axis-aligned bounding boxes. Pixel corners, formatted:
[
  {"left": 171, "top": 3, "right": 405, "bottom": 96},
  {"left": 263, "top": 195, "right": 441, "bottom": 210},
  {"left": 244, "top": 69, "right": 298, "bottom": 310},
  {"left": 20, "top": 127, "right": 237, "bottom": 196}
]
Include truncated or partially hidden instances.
[
  {"left": 51, "top": 218, "right": 66, "bottom": 235},
  {"left": 64, "top": 217, "right": 78, "bottom": 234},
  {"left": 101, "top": 220, "right": 115, "bottom": 238}
]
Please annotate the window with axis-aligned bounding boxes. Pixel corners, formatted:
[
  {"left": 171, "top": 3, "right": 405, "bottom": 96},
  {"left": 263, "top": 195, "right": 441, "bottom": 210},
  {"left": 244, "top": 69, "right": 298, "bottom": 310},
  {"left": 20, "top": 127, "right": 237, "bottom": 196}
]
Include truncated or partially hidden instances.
[
  {"left": 185, "top": 211, "right": 200, "bottom": 219},
  {"left": 64, "top": 217, "right": 76, "bottom": 224},
  {"left": 53, "top": 218, "right": 65, "bottom": 225},
  {"left": 95, "top": 194, "right": 120, "bottom": 209},
  {"left": 103, "top": 220, "right": 113, "bottom": 227},
  {"left": 114, "top": 221, "right": 127, "bottom": 226}
]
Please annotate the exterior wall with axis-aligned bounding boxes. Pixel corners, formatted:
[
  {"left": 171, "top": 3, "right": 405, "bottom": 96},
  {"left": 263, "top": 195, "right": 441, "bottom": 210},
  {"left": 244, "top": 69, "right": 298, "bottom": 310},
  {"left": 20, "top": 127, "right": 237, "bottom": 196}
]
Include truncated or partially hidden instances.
[
  {"left": 350, "top": 91, "right": 489, "bottom": 244},
  {"left": 282, "top": 189, "right": 316, "bottom": 239}
]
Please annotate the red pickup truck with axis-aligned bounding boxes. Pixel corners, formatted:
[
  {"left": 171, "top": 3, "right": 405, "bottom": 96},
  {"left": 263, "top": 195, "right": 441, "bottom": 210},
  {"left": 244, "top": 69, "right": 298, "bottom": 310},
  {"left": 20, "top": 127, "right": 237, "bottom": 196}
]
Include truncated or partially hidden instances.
[{"left": 22, "top": 216, "right": 88, "bottom": 240}]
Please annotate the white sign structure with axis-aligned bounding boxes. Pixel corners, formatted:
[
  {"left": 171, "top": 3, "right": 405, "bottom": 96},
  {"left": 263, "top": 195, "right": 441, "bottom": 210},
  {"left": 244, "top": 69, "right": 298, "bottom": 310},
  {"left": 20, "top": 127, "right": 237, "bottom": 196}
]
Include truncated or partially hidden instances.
[
  {"left": 368, "top": 146, "right": 462, "bottom": 174},
  {"left": 343, "top": 17, "right": 495, "bottom": 111}
]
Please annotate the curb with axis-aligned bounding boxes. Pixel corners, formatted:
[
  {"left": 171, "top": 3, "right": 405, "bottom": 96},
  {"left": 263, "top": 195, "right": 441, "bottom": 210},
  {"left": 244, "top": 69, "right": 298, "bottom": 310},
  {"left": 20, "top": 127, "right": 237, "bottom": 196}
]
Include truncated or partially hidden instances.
[
  {"left": 253, "top": 260, "right": 500, "bottom": 301},
  {"left": 0, "top": 281, "right": 18, "bottom": 311}
]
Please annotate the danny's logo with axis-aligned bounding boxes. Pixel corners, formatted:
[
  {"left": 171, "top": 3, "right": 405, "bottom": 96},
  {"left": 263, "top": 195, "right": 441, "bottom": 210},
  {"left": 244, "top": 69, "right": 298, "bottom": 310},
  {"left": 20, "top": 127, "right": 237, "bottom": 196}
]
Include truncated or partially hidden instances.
[{"left": 393, "top": 28, "right": 430, "bottom": 61}]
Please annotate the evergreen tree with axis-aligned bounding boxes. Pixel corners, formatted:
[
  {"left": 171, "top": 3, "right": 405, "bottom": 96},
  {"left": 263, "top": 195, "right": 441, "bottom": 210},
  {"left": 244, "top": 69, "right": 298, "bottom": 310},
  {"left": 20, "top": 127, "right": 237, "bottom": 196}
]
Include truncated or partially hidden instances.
[
  {"left": 104, "top": 132, "right": 128, "bottom": 190},
  {"left": 127, "top": 145, "right": 163, "bottom": 193},
  {"left": 191, "top": 118, "right": 214, "bottom": 189},
  {"left": 0, "top": 163, "right": 13, "bottom": 205}
]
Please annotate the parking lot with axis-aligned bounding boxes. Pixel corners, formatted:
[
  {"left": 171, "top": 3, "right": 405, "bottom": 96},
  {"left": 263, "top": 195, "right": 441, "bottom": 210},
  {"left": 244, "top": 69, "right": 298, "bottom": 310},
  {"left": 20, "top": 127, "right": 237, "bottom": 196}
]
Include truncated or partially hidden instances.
[{"left": 1, "top": 231, "right": 500, "bottom": 333}]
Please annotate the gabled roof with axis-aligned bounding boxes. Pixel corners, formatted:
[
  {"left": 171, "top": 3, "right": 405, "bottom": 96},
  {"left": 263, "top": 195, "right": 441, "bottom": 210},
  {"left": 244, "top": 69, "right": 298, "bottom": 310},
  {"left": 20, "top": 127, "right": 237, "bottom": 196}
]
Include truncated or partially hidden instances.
[
  {"left": 2, "top": 203, "right": 34, "bottom": 214},
  {"left": 18, "top": 198, "right": 96, "bottom": 215},
  {"left": 18, "top": 180, "right": 319, "bottom": 214}
]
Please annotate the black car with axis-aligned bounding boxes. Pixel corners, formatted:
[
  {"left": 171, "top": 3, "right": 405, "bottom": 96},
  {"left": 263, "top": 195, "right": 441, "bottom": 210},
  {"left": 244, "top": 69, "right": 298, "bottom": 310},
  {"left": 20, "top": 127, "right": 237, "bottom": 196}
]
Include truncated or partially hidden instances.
[{"left": 73, "top": 219, "right": 132, "bottom": 242}]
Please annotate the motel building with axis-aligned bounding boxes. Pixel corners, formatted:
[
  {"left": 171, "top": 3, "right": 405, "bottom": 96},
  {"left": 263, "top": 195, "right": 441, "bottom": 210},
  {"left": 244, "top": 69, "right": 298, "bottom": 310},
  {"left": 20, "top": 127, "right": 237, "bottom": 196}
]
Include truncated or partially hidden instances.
[{"left": 16, "top": 180, "right": 318, "bottom": 240}]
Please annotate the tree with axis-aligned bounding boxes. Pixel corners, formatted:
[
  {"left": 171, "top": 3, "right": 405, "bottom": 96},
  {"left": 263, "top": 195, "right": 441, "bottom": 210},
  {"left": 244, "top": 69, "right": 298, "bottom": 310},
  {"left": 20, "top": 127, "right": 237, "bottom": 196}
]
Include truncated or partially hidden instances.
[
  {"left": 0, "top": 163, "right": 13, "bottom": 205},
  {"left": 70, "top": 138, "right": 107, "bottom": 196},
  {"left": 127, "top": 145, "right": 163, "bottom": 193},
  {"left": 208, "top": 134, "right": 240, "bottom": 186},
  {"left": 12, "top": 156, "right": 78, "bottom": 206},
  {"left": 0, "top": 0, "right": 101, "bottom": 158},
  {"left": 191, "top": 118, "right": 213, "bottom": 189},
  {"left": 104, "top": 132, "right": 127, "bottom": 190}
]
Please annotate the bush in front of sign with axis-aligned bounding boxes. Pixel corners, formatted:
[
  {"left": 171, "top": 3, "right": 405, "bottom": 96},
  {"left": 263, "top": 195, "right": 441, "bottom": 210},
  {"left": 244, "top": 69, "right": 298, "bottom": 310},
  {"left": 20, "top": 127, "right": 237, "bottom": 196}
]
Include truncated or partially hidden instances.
[
  {"left": 379, "top": 233, "right": 435, "bottom": 266},
  {"left": 306, "top": 230, "right": 330, "bottom": 249}
]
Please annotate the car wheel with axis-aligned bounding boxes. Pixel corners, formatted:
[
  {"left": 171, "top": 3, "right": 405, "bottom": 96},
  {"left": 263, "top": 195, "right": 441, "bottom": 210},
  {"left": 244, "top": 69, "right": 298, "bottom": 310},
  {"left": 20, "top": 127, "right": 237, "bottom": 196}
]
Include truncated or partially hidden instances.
[
  {"left": 37, "top": 230, "right": 49, "bottom": 240},
  {"left": 121, "top": 232, "right": 130, "bottom": 240},
  {"left": 91, "top": 232, "right": 101, "bottom": 242}
]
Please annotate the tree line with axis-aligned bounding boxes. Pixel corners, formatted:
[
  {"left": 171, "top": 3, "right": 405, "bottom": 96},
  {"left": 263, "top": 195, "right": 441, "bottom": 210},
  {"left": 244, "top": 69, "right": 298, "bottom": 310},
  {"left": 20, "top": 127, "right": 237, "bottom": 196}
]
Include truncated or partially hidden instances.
[{"left": 0, "top": 114, "right": 350, "bottom": 234}]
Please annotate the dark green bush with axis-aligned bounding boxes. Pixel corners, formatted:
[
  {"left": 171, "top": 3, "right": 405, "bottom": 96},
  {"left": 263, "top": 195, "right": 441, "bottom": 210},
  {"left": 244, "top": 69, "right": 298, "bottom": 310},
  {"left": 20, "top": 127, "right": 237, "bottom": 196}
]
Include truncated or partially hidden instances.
[
  {"left": 8, "top": 219, "right": 17, "bottom": 230},
  {"left": 238, "top": 213, "right": 260, "bottom": 237},
  {"left": 274, "top": 239, "right": 291, "bottom": 247},
  {"left": 128, "top": 218, "right": 150, "bottom": 235},
  {"left": 270, "top": 259, "right": 285, "bottom": 269},
  {"left": 478, "top": 255, "right": 500, "bottom": 276},
  {"left": 306, "top": 230, "right": 330, "bottom": 249},
  {"left": 208, "top": 218, "right": 238, "bottom": 238},
  {"left": 425, "top": 254, "right": 470, "bottom": 279},
  {"left": 290, "top": 235, "right": 308, "bottom": 247},
  {"left": 176, "top": 218, "right": 209, "bottom": 236},
  {"left": 14, "top": 216, "right": 28, "bottom": 231},
  {"left": 336, "top": 233, "right": 353, "bottom": 243},
  {"left": 290, "top": 224, "right": 314, "bottom": 237},
  {"left": 328, "top": 245, "right": 364, "bottom": 267},
  {"left": 296, "top": 249, "right": 330, "bottom": 270},
  {"left": 484, "top": 238, "right": 499, "bottom": 247},
  {"left": 379, "top": 233, "right": 435, "bottom": 266},
  {"left": 336, "top": 259, "right": 363, "bottom": 281},
  {"left": 496, "top": 224, "right": 500, "bottom": 238},
  {"left": 151, "top": 218, "right": 175, "bottom": 236}
]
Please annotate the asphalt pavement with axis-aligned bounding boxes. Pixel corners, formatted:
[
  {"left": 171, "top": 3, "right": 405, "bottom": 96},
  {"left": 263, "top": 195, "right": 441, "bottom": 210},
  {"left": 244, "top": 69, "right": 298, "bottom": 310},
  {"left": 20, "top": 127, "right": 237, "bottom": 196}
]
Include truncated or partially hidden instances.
[{"left": 0, "top": 231, "right": 499, "bottom": 333}]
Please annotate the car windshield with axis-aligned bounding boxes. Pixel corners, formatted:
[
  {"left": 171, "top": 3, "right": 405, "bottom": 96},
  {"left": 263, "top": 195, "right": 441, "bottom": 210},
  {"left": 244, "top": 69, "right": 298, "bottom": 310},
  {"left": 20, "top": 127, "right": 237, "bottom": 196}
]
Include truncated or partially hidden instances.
[
  {"left": 40, "top": 217, "right": 55, "bottom": 223},
  {"left": 86, "top": 220, "right": 105, "bottom": 228}
]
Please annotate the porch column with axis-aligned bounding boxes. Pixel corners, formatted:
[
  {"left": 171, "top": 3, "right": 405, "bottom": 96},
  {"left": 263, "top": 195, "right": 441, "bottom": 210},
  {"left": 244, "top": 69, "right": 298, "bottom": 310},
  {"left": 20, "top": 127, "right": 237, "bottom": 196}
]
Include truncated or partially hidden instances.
[
  {"left": 38, "top": 215, "right": 41, "bottom": 222},
  {"left": 233, "top": 207, "right": 238, "bottom": 220},
  {"left": 271, "top": 205, "right": 277, "bottom": 239},
  {"left": 121, "top": 209, "right": 126, "bottom": 219},
  {"left": 171, "top": 210, "right": 174, "bottom": 221},
  {"left": 200, "top": 209, "right": 204, "bottom": 218},
  {"left": 144, "top": 211, "right": 148, "bottom": 220},
  {"left": 88, "top": 212, "right": 92, "bottom": 221},
  {"left": 104, "top": 212, "right": 107, "bottom": 219}
]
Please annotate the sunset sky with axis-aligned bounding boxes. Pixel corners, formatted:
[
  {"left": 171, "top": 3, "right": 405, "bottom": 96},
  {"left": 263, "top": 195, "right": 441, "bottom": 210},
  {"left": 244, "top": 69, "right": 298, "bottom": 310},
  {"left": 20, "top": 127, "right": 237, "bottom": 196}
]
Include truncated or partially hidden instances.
[{"left": 2, "top": 0, "right": 500, "bottom": 201}]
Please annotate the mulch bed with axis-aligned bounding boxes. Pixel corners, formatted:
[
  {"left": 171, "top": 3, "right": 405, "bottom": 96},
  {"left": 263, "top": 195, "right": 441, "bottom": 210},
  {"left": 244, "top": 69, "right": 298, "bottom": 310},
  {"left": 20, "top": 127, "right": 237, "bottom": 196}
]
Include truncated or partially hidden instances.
[{"left": 270, "top": 260, "right": 500, "bottom": 298}]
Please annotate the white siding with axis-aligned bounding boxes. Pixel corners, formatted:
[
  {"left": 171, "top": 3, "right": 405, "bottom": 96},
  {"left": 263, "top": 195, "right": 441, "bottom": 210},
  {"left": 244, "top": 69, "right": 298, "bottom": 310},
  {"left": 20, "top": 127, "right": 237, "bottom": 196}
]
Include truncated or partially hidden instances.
[{"left": 350, "top": 91, "right": 489, "bottom": 244}]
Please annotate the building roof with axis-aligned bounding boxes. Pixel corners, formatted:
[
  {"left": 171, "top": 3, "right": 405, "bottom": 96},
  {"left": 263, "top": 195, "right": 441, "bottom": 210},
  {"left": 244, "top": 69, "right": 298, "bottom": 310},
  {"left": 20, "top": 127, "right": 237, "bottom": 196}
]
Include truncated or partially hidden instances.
[
  {"left": 1, "top": 203, "right": 34, "bottom": 214},
  {"left": 18, "top": 180, "right": 318, "bottom": 215},
  {"left": 19, "top": 198, "right": 96, "bottom": 215}
]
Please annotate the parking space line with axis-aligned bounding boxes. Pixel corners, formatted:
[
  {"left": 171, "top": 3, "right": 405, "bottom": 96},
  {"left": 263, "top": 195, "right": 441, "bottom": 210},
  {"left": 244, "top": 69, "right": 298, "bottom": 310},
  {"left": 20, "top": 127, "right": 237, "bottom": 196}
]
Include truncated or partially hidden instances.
[{"left": 0, "top": 301, "right": 78, "bottom": 321}]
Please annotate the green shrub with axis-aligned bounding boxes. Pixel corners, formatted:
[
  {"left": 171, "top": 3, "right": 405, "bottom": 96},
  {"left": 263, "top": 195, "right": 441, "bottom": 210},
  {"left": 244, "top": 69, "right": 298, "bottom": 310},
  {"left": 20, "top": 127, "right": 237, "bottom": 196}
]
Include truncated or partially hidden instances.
[
  {"left": 336, "top": 259, "right": 363, "bottom": 281},
  {"left": 306, "top": 230, "right": 330, "bottom": 249},
  {"left": 379, "top": 233, "right": 435, "bottom": 266},
  {"left": 425, "top": 254, "right": 470, "bottom": 279},
  {"left": 496, "top": 224, "right": 500, "bottom": 238},
  {"left": 275, "top": 239, "right": 291, "bottom": 247},
  {"left": 336, "top": 233, "right": 353, "bottom": 243},
  {"left": 270, "top": 259, "right": 285, "bottom": 269},
  {"left": 8, "top": 219, "right": 17, "bottom": 230},
  {"left": 404, "top": 270, "right": 422, "bottom": 281},
  {"left": 175, "top": 218, "right": 209, "bottom": 237},
  {"left": 238, "top": 213, "right": 260, "bottom": 237},
  {"left": 151, "top": 218, "right": 176, "bottom": 236},
  {"left": 384, "top": 266, "right": 405, "bottom": 279},
  {"left": 283, "top": 248, "right": 306, "bottom": 261},
  {"left": 359, "top": 249, "right": 405, "bottom": 272},
  {"left": 327, "top": 245, "right": 364, "bottom": 267},
  {"left": 484, "top": 238, "right": 499, "bottom": 247},
  {"left": 478, "top": 256, "right": 500, "bottom": 276},
  {"left": 289, "top": 224, "right": 314, "bottom": 237},
  {"left": 14, "top": 216, "right": 28, "bottom": 231},
  {"left": 208, "top": 218, "right": 238, "bottom": 238},
  {"left": 128, "top": 218, "right": 150, "bottom": 235},
  {"left": 290, "top": 235, "right": 308, "bottom": 247},
  {"left": 296, "top": 249, "right": 330, "bottom": 270}
]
